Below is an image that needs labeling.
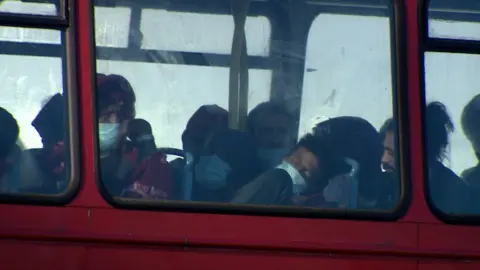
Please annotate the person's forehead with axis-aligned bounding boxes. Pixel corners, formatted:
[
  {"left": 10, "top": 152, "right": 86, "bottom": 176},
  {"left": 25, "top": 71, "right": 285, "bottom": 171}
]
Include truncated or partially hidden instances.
[{"left": 383, "top": 132, "right": 395, "bottom": 147}]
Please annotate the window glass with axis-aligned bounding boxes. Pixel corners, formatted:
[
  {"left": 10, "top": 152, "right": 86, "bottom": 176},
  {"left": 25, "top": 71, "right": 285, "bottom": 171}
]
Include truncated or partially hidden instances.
[
  {"left": 299, "top": 14, "right": 393, "bottom": 135},
  {"left": 299, "top": 13, "right": 400, "bottom": 210},
  {"left": 424, "top": 52, "right": 479, "bottom": 215},
  {"left": 93, "top": 0, "right": 401, "bottom": 213},
  {"left": 424, "top": 0, "right": 480, "bottom": 215},
  {"left": 0, "top": 0, "right": 58, "bottom": 16},
  {"left": 95, "top": 7, "right": 131, "bottom": 48},
  {"left": 0, "top": 26, "right": 70, "bottom": 195},
  {"left": 428, "top": 0, "right": 480, "bottom": 40},
  {"left": 140, "top": 9, "right": 271, "bottom": 56}
]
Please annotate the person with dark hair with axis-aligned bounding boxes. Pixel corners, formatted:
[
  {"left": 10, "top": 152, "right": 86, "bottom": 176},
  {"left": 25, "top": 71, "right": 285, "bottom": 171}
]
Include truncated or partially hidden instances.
[
  {"left": 181, "top": 105, "right": 229, "bottom": 158},
  {"left": 379, "top": 118, "right": 396, "bottom": 173},
  {"left": 426, "top": 101, "right": 470, "bottom": 213},
  {"left": 376, "top": 117, "right": 401, "bottom": 209},
  {"left": 170, "top": 105, "right": 229, "bottom": 200},
  {"left": 27, "top": 93, "right": 67, "bottom": 193},
  {"left": 0, "top": 107, "right": 20, "bottom": 192},
  {"left": 460, "top": 94, "right": 480, "bottom": 213},
  {"left": 97, "top": 73, "right": 173, "bottom": 200},
  {"left": 172, "top": 104, "right": 261, "bottom": 202},
  {"left": 312, "top": 116, "right": 385, "bottom": 209},
  {"left": 231, "top": 133, "right": 326, "bottom": 205},
  {"left": 247, "top": 101, "right": 295, "bottom": 169},
  {"left": 96, "top": 73, "right": 136, "bottom": 159},
  {"left": 0, "top": 107, "right": 19, "bottom": 161},
  {"left": 231, "top": 116, "right": 384, "bottom": 208}
]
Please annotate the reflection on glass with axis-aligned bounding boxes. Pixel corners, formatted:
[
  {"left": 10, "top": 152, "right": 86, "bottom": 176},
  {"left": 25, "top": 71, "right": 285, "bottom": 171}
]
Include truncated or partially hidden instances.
[
  {"left": 93, "top": 0, "right": 401, "bottom": 212},
  {"left": 0, "top": 26, "right": 69, "bottom": 196}
]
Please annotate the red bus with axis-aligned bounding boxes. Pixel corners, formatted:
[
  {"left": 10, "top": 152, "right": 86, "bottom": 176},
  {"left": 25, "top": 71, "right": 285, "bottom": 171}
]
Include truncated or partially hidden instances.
[{"left": 0, "top": 0, "right": 479, "bottom": 269}]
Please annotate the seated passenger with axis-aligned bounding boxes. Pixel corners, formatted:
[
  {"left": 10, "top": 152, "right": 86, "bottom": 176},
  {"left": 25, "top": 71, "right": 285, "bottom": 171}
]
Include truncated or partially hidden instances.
[
  {"left": 426, "top": 102, "right": 470, "bottom": 213},
  {"left": 175, "top": 105, "right": 261, "bottom": 202},
  {"left": 97, "top": 73, "right": 173, "bottom": 199},
  {"left": 195, "top": 128, "right": 262, "bottom": 202},
  {"left": 377, "top": 117, "right": 401, "bottom": 209},
  {"left": 231, "top": 116, "right": 383, "bottom": 209},
  {"left": 460, "top": 94, "right": 480, "bottom": 212},
  {"left": 247, "top": 101, "right": 295, "bottom": 170},
  {"left": 170, "top": 105, "right": 229, "bottom": 199},
  {"left": 28, "top": 93, "right": 67, "bottom": 194},
  {"left": 0, "top": 107, "right": 20, "bottom": 193}
]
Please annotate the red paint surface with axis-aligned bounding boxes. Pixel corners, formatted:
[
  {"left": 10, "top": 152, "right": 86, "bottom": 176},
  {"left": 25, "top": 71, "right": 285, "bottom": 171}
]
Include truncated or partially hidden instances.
[{"left": 0, "top": 0, "right": 479, "bottom": 269}]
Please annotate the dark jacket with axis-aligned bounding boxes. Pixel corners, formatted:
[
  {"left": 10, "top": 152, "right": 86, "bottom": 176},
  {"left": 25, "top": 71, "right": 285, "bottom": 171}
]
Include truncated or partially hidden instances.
[{"left": 231, "top": 168, "right": 293, "bottom": 206}]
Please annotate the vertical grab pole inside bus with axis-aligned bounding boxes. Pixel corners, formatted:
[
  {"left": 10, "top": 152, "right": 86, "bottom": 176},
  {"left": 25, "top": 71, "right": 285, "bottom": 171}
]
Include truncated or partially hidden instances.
[{"left": 229, "top": 0, "right": 251, "bottom": 130}]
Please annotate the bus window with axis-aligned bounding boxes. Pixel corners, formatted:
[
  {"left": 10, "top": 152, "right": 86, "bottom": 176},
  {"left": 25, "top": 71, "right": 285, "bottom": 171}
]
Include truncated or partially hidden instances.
[
  {"left": 95, "top": 6, "right": 131, "bottom": 48},
  {"left": 424, "top": 0, "right": 480, "bottom": 217},
  {"left": 94, "top": 5, "right": 272, "bottom": 150},
  {"left": 299, "top": 12, "right": 401, "bottom": 211},
  {"left": 428, "top": 0, "right": 480, "bottom": 41},
  {"left": 0, "top": 1, "right": 75, "bottom": 199},
  {"left": 140, "top": 9, "right": 270, "bottom": 56},
  {"left": 0, "top": 0, "right": 58, "bottom": 16},
  {"left": 93, "top": 0, "right": 405, "bottom": 215}
]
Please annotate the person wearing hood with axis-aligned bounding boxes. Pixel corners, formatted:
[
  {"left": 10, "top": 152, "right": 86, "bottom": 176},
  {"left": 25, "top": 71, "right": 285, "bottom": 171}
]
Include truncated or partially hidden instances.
[{"left": 247, "top": 101, "right": 295, "bottom": 171}]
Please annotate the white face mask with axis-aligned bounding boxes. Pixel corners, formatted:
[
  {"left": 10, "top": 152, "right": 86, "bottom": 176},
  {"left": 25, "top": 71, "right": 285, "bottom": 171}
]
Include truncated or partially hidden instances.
[
  {"left": 194, "top": 154, "right": 231, "bottom": 190},
  {"left": 98, "top": 123, "right": 120, "bottom": 155},
  {"left": 257, "top": 148, "right": 289, "bottom": 168},
  {"left": 323, "top": 158, "right": 360, "bottom": 209},
  {"left": 276, "top": 161, "right": 307, "bottom": 195}
]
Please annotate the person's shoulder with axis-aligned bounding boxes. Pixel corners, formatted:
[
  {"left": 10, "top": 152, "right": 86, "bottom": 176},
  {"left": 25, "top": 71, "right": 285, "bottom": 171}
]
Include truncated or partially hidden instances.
[
  {"left": 259, "top": 168, "right": 291, "bottom": 180},
  {"left": 462, "top": 165, "right": 480, "bottom": 186}
]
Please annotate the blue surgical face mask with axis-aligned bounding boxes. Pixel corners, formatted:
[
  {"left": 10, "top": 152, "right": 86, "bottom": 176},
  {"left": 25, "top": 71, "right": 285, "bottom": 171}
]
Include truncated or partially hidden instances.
[
  {"left": 257, "top": 148, "right": 289, "bottom": 168},
  {"left": 98, "top": 123, "right": 120, "bottom": 155},
  {"left": 194, "top": 154, "right": 231, "bottom": 190}
]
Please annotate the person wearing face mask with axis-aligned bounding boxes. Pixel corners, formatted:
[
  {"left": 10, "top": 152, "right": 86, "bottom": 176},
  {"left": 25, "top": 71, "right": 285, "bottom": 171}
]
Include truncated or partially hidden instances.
[
  {"left": 96, "top": 73, "right": 137, "bottom": 196},
  {"left": 247, "top": 101, "right": 294, "bottom": 171},
  {"left": 231, "top": 116, "right": 385, "bottom": 209},
  {"left": 96, "top": 74, "right": 174, "bottom": 200},
  {"left": 169, "top": 105, "right": 229, "bottom": 200},
  {"left": 172, "top": 104, "right": 261, "bottom": 202},
  {"left": 195, "top": 128, "right": 262, "bottom": 202},
  {"left": 231, "top": 133, "right": 328, "bottom": 206}
]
